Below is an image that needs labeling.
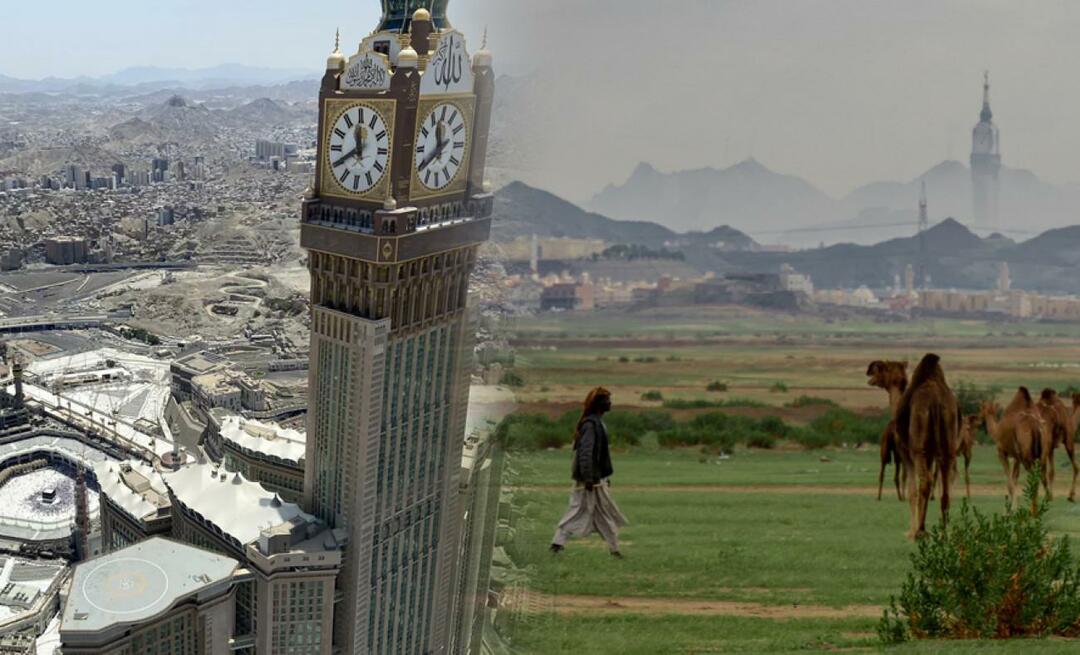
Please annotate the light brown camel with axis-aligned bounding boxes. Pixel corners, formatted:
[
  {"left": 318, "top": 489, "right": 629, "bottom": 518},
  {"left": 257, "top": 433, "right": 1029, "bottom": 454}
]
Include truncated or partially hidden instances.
[
  {"left": 952, "top": 414, "right": 978, "bottom": 498},
  {"left": 1038, "top": 389, "right": 1078, "bottom": 502},
  {"left": 980, "top": 388, "right": 1052, "bottom": 508},
  {"left": 894, "top": 353, "right": 959, "bottom": 539},
  {"left": 866, "top": 360, "right": 908, "bottom": 501}
]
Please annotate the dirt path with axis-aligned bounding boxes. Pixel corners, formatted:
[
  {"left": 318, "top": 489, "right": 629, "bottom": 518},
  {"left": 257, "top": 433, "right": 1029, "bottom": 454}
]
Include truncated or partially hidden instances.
[
  {"left": 510, "top": 483, "right": 1031, "bottom": 497},
  {"left": 513, "top": 592, "right": 882, "bottom": 619}
]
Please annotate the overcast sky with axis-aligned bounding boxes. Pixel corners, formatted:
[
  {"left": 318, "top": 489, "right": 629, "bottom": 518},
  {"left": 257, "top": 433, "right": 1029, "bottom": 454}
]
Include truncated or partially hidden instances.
[{"left": 4, "top": 1, "right": 1080, "bottom": 201}]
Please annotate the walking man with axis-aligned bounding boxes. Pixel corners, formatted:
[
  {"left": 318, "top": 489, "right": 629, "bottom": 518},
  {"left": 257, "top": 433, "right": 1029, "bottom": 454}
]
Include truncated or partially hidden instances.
[{"left": 551, "top": 387, "right": 628, "bottom": 558}]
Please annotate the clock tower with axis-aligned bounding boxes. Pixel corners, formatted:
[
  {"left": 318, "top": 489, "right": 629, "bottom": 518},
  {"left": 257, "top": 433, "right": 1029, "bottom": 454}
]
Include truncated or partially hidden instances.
[
  {"left": 970, "top": 71, "right": 1001, "bottom": 229},
  {"left": 301, "top": 2, "right": 494, "bottom": 653}
]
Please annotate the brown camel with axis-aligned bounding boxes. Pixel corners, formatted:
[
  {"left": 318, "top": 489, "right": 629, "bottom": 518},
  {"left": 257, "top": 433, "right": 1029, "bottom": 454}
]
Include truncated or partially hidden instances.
[
  {"left": 866, "top": 360, "right": 908, "bottom": 501},
  {"left": 894, "top": 353, "right": 959, "bottom": 539},
  {"left": 947, "top": 414, "right": 978, "bottom": 499},
  {"left": 1037, "top": 389, "right": 1078, "bottom": 502},
  {"left": 980, "top": 388, "right": 1052, "bottom": 508}
]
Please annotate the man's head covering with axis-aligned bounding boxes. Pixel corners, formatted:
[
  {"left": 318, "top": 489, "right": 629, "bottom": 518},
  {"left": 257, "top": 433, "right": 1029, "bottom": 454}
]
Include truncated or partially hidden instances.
[{"left": 574, "top": 386, "right": 611, "bottom": 446}]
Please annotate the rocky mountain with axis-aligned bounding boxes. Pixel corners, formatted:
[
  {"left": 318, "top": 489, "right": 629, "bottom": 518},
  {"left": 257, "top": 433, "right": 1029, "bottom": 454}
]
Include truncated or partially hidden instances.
[
  {"left": 225, "top": 98, "right": 304, "bottom": 127},
  {"left": 590, "top": 158, "right": 1080, "bottom": 247},
  {"left": 493, "top": 181, "right": 679, "bottom": 245},
  {"left": 590, "top": 160, "right": 838, "bottom": 235}
]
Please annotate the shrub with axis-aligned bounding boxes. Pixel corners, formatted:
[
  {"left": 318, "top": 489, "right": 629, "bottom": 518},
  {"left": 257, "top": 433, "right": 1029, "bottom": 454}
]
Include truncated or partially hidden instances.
[
  {"left": 746, "top": 433, "right": 777, "bottom": 449},
  {"left": 792, "top": 408, "right": 888, "bottom": 449},
  {"left": 769, "top": 381, "right": 789, "bottom": 393},
  {"left": 786, "top": 395, "right": 838, "bottom": 408},
  {"left": 640, "top": 390, "right": 664, "bottom": 402},
  {"left": 662, "top": 398, "right": 766, "bottom": 409},
  {"left": 706, "top": 381, "right": 729, "bottom": 392},
  {"left": 618, "top": 356, "right": 630, "bottom": 363},
  {"left": 954, "top": 380, "right": 1002, "bottom": 417},
  {"left": 879, "top": 470, "right": 1080, "bottom": 644},
  {"left": 633, "top": 356, "right": 659, "bottom": 364},
  {"left": 498, "top": 371, "right": 526, "bottom": 388}
]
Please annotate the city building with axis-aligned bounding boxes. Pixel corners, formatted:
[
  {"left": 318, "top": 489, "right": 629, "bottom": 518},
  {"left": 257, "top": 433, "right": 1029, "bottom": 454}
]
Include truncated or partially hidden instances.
[
  {"left": 170, "top": 352, "right": 228, "bottom": 402},
  {"left": 971, "top": 72, "right": 1001, "bottom": 229},
  {"left": 540, "top": 282, "right": 595, "bottom": 311},
  {"left": 163, "top": 464, "right": 341, "bottom": 654},
  {"left": 43, "top": 236, "right": 88, "bottom": 265},
  {"left": 205, "top": 410, "right": 306, "bottom": 502},
  {"left": 58, "top": 538, "right": 240, "bottom": 655},
  {"left": 93, "top": 459, "right": 172, "bottom": 553},
  {"left": 300, "top": 3, "right": 495, "bottom": 652}
]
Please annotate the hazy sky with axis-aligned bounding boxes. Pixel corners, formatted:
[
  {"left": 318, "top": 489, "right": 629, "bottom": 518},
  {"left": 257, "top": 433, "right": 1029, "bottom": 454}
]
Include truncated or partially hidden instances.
[
  {"left": 5, "top": 1, "right": 1080, "bottom": 201},
  {"left": 0, "top": 1, "right": 490, "bottom": 78}
]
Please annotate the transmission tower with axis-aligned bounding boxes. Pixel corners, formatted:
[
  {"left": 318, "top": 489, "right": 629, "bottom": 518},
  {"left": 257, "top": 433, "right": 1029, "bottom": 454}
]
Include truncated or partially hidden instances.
[{"left": 917, "top": 181, "right": 929, "bottom": 289}]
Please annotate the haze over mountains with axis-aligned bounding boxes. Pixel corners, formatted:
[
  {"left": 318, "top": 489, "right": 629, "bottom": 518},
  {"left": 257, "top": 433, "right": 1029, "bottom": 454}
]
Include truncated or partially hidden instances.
[
  {"left": 589, "top": 158, "right": 1080, "bottom": 247},
  {"left": 0, "top": 64, "right": 316, "bottom": 94},
  {"left": 495, "top": 181, "right": 1080, "bottom": 294}
]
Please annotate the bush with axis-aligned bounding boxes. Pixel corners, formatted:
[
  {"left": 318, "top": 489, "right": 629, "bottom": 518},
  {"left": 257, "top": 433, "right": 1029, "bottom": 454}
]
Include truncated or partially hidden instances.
[
  {"left": 706, "top": 381, "right": 729, "bottom": 392},
  {"left": 879, "top": 470, "right": 1080, "bottom": 643},
  {"left": 498, "top": 371, "right": 526, "bottom": 388},
  {"left": 618, "top": 356, "right": 630, "bottom": 363},
  {"left": 662, "top": 398, "right": 766, "bottom": 409},
  {"left": 769, "top": 381, "right": 789, "bottom": 393},
  {"left": 786, "top": 395, "right": 838, "bottom": 408},
  {"left": 640, "top": 390, "right": 664, "bottom": 402},
  {"left": 791, "top": 408, "right": 888, "bottom": 449},
  {"left": 954, "top": 380, "right": 1002, "bottom": 417}
]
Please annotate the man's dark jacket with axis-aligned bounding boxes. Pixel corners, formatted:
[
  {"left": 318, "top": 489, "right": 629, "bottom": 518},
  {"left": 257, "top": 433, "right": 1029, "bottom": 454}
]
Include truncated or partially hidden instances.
[{"left": 573, "top": 415, "right": 614, "bottom": 483}]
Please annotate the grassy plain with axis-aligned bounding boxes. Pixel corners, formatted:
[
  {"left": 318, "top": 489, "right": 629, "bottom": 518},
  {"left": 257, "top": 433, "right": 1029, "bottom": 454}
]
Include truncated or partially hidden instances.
[{"left": 499, "top": 306, "right": 1080, "bottom": 654}]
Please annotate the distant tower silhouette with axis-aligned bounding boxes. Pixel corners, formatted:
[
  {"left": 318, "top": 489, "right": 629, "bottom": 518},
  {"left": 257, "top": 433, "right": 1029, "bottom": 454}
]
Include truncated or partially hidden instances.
[
  {"left": 971, "top": 71, "right": 1001, "bottom": 229},
  {"left": 917, "top": 182, "right": 929, "bottom": 289}
]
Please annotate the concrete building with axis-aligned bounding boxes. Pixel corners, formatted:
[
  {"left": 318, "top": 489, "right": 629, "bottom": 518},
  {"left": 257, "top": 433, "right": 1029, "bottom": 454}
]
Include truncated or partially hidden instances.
[
  {"left": 539, "top": 282, "right": 595, "bottom": 311},
  {"left": 170, "top": 352, "right": 227, "bottom": 402},
  {"left": 43, "top": 236, "right": 88, "bottom": 265},
  {"left": 59, "top": 538, "right": 240, "bottom": 655},
  {"left": 164, "top": 464, "right": 341, "bottom": 655},
  {"left": 191, "top": 372, "right": 242, "bottom": 413},
  {"left": 205, "top": 410, "right": 306, "bottom": 502},
  {"left": 93, "top": 460, "right": 172, "bottom": 553}
]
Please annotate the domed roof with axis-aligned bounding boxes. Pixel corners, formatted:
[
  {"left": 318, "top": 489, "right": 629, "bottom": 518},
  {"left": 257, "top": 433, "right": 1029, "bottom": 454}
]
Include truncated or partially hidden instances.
[{"left": 378, "top": 0, "right": 450, "bottom": 32}]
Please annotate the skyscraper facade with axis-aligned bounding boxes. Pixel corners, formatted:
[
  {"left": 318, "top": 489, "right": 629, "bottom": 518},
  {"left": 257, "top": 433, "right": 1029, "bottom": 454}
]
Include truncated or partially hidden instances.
[
  {"left": 301, "top": 2, "right": 495, "bottom": 653},
  {"left": 971, "top": 72, "right": 1001, "bottom": 229}
]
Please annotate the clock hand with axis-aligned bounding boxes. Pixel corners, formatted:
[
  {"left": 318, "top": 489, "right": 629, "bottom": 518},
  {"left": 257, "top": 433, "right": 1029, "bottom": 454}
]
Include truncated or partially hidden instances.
[
  {"left": 420, "top": 136, "right": 450, "bottom": 170},
  {"left": 332, "top": 147, "right": 359, "bottom": 168},
  {"left": 354, "top": 124, "right": 367, "bottom": 162}
]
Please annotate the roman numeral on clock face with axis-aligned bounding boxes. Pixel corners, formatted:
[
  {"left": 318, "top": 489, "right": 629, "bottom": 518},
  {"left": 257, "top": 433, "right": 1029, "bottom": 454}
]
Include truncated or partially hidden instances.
[
  {"left": 343, "top": 114, "right": 354, "bottom": 128},
  {"left": 334, "top": 128, "right": 346, "bottom": 138}
]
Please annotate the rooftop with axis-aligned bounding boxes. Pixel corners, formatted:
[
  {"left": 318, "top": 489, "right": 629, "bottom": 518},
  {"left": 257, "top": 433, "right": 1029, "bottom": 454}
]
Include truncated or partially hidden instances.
[
  {"left": 92, "top": 460, "right": 170, "bottom": 524},
  {"left": 163, "top": 463, "right": 313, "bottom": 547},
  {"left": 60, "top": 537, "right": 238, "bottom": 635},
  {"left": 216, "top": 413, "right": 305, "bottom": 464}
]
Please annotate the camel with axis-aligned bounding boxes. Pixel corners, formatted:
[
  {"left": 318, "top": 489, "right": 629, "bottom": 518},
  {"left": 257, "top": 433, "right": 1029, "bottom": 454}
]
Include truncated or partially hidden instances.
[
  {"left": 1037, "top": 389, "right": 1078, "bottom": 502},
  {"left": 953, "top": 414, "right": 978, "bottom": 499},
  {"left": 980, "top": 388, "right": 1052, "bottom": 508},
  {"left": 866, "top": 360, "right": 908, "bottom": 501},
  {"left": 894, "top": 353, "right": 959, "bottom": 539}
]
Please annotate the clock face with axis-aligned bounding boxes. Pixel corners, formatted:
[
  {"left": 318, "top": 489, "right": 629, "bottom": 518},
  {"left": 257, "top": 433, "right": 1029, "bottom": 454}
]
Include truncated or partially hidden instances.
[
  {"left": 326, "top": 104, "right": 390, "bottom": 195},
  {"left": 414, "top": 102, "right": 468, "bottom": 191}
]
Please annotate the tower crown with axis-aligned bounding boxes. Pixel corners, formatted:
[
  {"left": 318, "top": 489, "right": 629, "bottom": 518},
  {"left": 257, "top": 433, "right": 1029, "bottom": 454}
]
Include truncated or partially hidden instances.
[
  {"left": 377, "top": 0, "right": 451, "bottom": 32},
  {"left": 979, "top": 71, "right": 993, "bottom": 123}
]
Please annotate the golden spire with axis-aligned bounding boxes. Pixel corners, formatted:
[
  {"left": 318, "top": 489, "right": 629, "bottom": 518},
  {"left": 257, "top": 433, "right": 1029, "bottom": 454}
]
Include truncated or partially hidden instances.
[
  {"left": 326, "top": 27, "right": 346, "bottom": 70},
  {"left": 481, "top": 27, "right": 488, "bottom": 50}
]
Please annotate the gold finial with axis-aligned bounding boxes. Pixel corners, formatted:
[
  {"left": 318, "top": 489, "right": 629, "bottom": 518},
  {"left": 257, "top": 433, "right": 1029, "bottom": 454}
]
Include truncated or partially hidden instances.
[
  {"left": 482, "top": 27, "right": 488, "bottom": 50},
  {"left": 327, "top": 27, "right": 346, "bottom": 70}
]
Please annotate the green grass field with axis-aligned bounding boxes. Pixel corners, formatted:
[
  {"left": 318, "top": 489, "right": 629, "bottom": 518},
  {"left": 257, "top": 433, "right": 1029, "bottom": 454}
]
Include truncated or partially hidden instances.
[
  {"left": 497, "top": 308, "right": 1080, "bottom": 654},
  {"left": 502, "top": 448, "right": 1080, "bottom": 654}
]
